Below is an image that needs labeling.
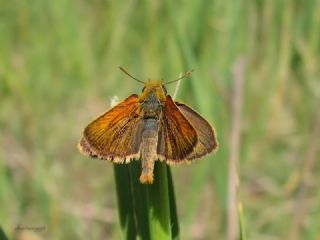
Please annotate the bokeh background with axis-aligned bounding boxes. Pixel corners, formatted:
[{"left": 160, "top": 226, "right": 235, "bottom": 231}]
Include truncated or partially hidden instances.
[{"left": 1, "top": 0, "right": 320, "bottom": 239}]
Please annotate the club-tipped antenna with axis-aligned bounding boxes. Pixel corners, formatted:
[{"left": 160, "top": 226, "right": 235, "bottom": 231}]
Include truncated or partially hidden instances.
[
  {"left": 119, "top": 67, "right": 145, "bottom": 84},
  {"left": 165, "top": 69, "right": 194, "bottom": 85}
]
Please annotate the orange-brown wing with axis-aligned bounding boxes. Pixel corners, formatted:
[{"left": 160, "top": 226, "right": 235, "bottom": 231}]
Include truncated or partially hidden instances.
[
  {"left": 78, "top": 94, "right": 143, "bottom": 163},
  {"left": 157, "top": 95, "right": 198, "bottom": 163},
  {"left": 175, "top": 102, "right": 218, "bottom": 160}
]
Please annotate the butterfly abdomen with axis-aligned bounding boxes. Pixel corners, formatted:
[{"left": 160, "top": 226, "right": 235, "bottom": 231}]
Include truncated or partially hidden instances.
[{"left": 139, "top": 118, "right": 159, "bottom": 184}]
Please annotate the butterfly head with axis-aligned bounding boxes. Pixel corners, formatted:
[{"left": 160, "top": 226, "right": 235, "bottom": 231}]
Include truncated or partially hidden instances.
[
  {"left": 118, "top": 67, "right": 193, "bottom": 103},
  {"left": 139, "top": 80, "right": 167, "bottom": 102}
]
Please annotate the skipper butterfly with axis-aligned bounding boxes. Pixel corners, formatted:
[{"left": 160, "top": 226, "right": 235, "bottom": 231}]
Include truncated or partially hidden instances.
[{"left": 78, "top": 68, "right": 218, "bottom": 184}]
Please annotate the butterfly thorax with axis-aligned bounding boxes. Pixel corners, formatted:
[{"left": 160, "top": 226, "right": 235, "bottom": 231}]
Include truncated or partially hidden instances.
[
  {"left": 139, "top": 81, "right": 166, "bottom": 120},
  {"left": 141, "top": 92, "right": 163, "bottom": 119}
]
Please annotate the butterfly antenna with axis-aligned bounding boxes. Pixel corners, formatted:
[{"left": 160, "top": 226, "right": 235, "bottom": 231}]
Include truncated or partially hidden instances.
[
  {"left": 165, "top": 69, "right": 194, "bottom": 85},
  {"left": 119, "top": 67, "right": 145, "bottom": 84}
]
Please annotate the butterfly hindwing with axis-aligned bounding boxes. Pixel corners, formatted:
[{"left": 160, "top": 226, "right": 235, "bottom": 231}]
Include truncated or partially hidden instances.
[{"left": 175, "top": 102, "right": 218, "bottom": 160}]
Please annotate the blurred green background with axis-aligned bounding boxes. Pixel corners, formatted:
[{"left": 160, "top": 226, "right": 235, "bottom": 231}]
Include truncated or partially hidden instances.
[{"left": 1, "top": 0, "right": 320, "bottom": 239}]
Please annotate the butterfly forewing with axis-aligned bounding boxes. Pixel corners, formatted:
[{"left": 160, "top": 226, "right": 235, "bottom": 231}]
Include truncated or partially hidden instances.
[
  {"left": 157, "top": 95, "right": 198, "bottom": 163},
  {"left": 79, "top": 94, "right": 143, "bottom": 162}
]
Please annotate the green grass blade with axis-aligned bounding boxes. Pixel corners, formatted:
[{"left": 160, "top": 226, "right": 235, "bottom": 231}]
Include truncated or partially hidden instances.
[
  {"left": 128, "top": 162, "right": 151, "bottom": 240},
  {"left": 114, "top": 165, "right": 137, "bottom": 239},
  {"left": 306, "top": 194, "right": 320, "bottom": 240},
  {"left": 167, "top": 166, "right": 180, "bottom": 240},
  {"left": 0, "top": 226, "right": 8, "bottom": 240},
  {"left": 238, "top": 201, "right": 247, "bottom": 240},
  {"left": 146, "top": 162, "right": 172, "bottom": 240},
  {"left": 114, "top": 161, "right": 175, "bottom": 240}
]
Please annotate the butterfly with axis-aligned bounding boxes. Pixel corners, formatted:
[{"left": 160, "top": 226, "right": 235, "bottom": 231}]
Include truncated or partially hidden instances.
[{"left": 78, "top": 67, "right": 218, "bottom": 184}]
